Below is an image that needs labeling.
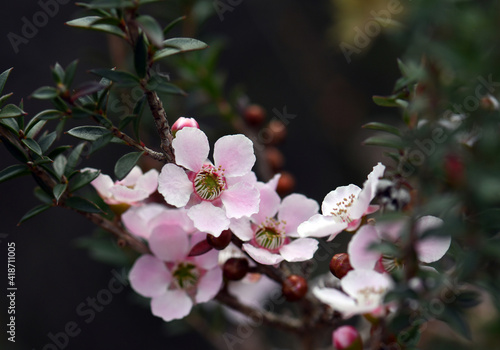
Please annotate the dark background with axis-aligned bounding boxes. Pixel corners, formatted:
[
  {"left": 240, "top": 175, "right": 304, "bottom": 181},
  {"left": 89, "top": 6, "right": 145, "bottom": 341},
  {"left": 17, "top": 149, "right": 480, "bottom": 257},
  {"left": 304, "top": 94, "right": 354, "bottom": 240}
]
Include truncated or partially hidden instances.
[{"left": 0, "top": 0, "right": 400, "bottom": 349}]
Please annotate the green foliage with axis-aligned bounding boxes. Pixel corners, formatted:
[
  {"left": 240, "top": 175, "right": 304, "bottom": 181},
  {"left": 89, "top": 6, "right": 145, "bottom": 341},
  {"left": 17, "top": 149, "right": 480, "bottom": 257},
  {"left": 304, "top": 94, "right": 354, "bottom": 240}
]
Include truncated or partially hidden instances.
[{"left": 114, "top": 152, "right": 143, "bottom": 180}]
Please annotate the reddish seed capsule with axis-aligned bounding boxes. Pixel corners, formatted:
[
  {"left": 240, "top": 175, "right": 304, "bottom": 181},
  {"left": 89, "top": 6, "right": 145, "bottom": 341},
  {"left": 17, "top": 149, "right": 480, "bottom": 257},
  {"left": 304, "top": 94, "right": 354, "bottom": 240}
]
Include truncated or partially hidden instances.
[
  {"left": 223, "top": 258, "right": 249, "bottom": 281},
  {"left": 207, "top": 230, "right": 232, "bottom": 250},
  {"left": 243, "top": 104, "right": 266, "bottom": 127},
  {"left": 330, "top": 253, "right": 353, "bottom": 279},
  {"left": 265, "top": 147, "right": 285, "bottom": 171},
  {"left": 282, "top": 275, "right": 308, "bottom": 302},
  {"left": 268, "top": 120, "right": 287, "bottom": 144},
  {"left": 276, "top": 171, "right": 295, "bottom": 197}
]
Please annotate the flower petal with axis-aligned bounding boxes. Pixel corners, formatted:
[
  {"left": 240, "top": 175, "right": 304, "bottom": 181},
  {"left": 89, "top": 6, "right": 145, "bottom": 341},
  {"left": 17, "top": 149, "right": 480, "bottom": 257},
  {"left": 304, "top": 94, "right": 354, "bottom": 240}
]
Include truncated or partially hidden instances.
[
  {"left": 221, "top": 181, "right": 260, "bottom": 219},
  {"left": 243, "top": 243, "right": 284, "bottom": 265},
  {"left": 119, "top": 166, "right": 143, "bottom": 187},
  {"left": 172, "top": 127, "right": 209, "bottom": 172},
  {"left": 350, "top": 163, "right": 385, "bottom": 219},
  {"left": 251, "top": 183, "right": 280, "bottom": 225},
  {"left": 278, "top": 194, "right": 319, "bottom": 237},
  {"left": 321, "top": 185, "right": 361, "bottom": 215},
  {"left": 134, "top": 168, "right": 159, "bottom": 195},
  {"left": 90, "top": 172, "right": 114, "bottom": 198},
  {"left": 313, "top": 286, "right": 358, "bottom": 314},
  {"left": 195, "top": 267, "right": 223, "bottom": 303},
  {"left": 415, "top": 216, "right": 450, "bottom": 263},
  {"left": 188, "top": 201, "right": 230, "bottom": 237},
  {"left": 151, "top": 290, "right": 192, "bottom": 322},
  {"left": 230, "top": 217, "right": 254, "bottom": 241},
  {"left": 214, "top": 134, "right": 255, "bottom": 177},
  {"left": 149, "top": 225, "right": 190, "bottom": 262},
  {"left": 129, "top": 255, "right": 171, "bottom": 297},
  {"left": 297, "top": 214, "right": 347, "bottom": 239},
  {"left": 158, "top": 164, "right": 193, "bottom": 208},
  {"left": 150, "top": 208, "right": 195, "bottom": 233},
  {"left": 109, "top": 185, "right": 148, "bottom": 203},
  {"left": 348, "top": 225, "right": 381, "bottom": 270},
  {"left": 122, "top": 203, "right": 167, "bottom": 239},
  {"left": 341, "top": 269, "right": 393, "bottom": 301},
  {"left": 279, "top": 238, "right": 318, "bottom": 262}
]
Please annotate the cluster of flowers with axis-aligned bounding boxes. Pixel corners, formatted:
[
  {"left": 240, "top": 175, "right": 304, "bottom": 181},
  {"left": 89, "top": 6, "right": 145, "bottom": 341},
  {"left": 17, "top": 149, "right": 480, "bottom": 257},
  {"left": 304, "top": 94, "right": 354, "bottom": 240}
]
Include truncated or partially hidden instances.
[{"left": 86, "top": 117, "right": 451, "bottom": 347}]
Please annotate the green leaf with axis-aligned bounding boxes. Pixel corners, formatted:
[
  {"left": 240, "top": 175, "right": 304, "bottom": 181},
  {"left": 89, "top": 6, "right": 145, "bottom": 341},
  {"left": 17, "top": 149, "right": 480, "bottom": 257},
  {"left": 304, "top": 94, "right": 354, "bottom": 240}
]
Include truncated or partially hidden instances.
[
  {"left": 63, "top": 60, "right": 79, "bottom": 88},
  {"left": 65, "top": 196, "right": 103, "bottom": 213},
  {"left": 363, "top": 136, "right": 405, "bottom": 150},
  {"left": 19, "top": 204, "right": 51, "bottom": 224},
  {"left": 134, "top": 34, "right": 147, "bottom": 79},
  {"left": 0, "top": 164, "right": 30, "bottom": 184},
  {"left": 0, "top": 104, "right": 26, "bottom": 118},
  {"left": 0, "top": 68, "right": 13, "bottom": 96},
  {"left": 153, "top": 38, "right": 208, "bottom": 62},
  {"left": 373, "top": 95, "right": 400, "bottom": 107},
  {"left": 75, "top": 0, "right": 135, "bottom": 9},
  {"left": 163, "top": 15, "right": 186, "bottom": 35},
  {"left": 90, "top": 132, "right": 114, "bottom": 155},
  {"left": 90, "top": 68, "right": 140, "bottom": 87},
  {"left": 0, "top": 137, "right": 27, "bottom": 162},
  {"left": 362, "top": 122, "right": 402, "bottom": 136},
  {"left": 66, "top": 143, "right": 87, "bottom": 175},
  {"left": 436, "top": 307, "right": 471, "bottom": 341},
  {"left": 136, "top": 15, "right": 164, "bottom": 47},
  {"left": 52, "top": 63, "right": 65, "bottom": 84},
  {"left": 53, "top": 154, "right": 68, "bottom": 179},
  {"left": 47, "top": 145, "right": 71, "bottom": 159},
  {"left": 0, "top": 92, "right": 13, "bottom": 108},
  {"left": 34, "top": 187, "right": 53, "bottom": 205},
  {"left": 26, "top": 119, "right": 47, "bottom": 139},
  {"left": 31, "top": 86, "right": 59, "bottom": 100},
  {"left": 114, "top": 152, "right": 143, "bottom": 180},
  {"left": 69, "top": 169, "right": 100, "bottom": 192},
  {"left": 66, "top": 16, "right": 126, "bottom": 38},
  {"left": 0, "top": 117, "right": 19, "bottom": 135},
  {"left": 33, "top": 109, "right": 64, "bottom": 121},
  {"left": 71, "top": 81, "right": 106, "bottom": 101},
  {"left": 146, "top": 76, "right": 186, "bottom": 95},
  {"left": 67, "top": 126, "right": 122, "bottom": 143},
  {"left": 22, "top": 138, "right": 43, "bottom": 156},
  {"left": 53, "top": 183, "right": 67, "bottom": 204}
]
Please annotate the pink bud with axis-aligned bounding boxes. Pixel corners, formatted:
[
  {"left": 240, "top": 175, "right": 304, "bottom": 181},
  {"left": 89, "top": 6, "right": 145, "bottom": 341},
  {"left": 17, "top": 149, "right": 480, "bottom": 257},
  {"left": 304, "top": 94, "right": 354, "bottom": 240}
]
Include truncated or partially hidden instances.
[
  {"left": 172, "top": 117, "right": 199, "bottom": 136},
  {"left": 333, "top": 326, "right": 362, "bottom": 350}
]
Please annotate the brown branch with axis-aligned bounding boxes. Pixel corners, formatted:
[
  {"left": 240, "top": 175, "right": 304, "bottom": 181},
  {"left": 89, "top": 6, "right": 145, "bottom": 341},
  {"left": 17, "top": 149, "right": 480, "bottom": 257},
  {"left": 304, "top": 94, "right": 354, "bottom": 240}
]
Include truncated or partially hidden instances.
[
  {"left": 145, "top": 90, "right": 175, "bottom": 163},
  {"left": 110, "top": 126, "right": 166, "bottom": 162}
]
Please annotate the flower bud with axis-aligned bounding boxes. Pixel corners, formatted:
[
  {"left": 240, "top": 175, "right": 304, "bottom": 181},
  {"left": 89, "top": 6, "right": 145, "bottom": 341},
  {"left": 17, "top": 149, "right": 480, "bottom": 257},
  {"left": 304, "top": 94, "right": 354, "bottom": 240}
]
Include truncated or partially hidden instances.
[
  {"left": 282, "top": 275, "right": 308, "bottom": 302},
  {"left": 329, "top": 253, "right": 353, "bottom": 279},
  {"left": 172, "top": 117, "right": 199, "bottom": 136},
  {"left": 243, "top": 104, "right": 266, "bottom": 127},
  {"left": 444, "top": 154, "right": 464, "bottom": 187},
  {"left": 188, "top": 239, "right": 213, "bottom": 257},
  {"left": 332, "top": 326, "right": 362, "bottom": 350},
  {"left": 265, "top": 147, "right": 285, "bottom": 171},
  {"left": 268, "top": 120, "right": 286, "bottom": 144},
  {"left": 276, "top": 171, "right": 295, "bottom": 197},
  {"left": 223, "top": 257, "right": 249, "bottom": 281},
  {"left": 207, "top": 230, "right": 232, "bottom": 250}
]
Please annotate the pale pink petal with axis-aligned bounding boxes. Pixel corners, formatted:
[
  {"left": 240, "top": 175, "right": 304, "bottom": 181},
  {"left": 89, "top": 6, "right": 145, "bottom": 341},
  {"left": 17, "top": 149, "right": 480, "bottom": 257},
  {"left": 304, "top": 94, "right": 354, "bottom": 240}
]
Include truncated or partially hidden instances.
[
  {"left": 172, "top": 127, "right": 209, "bottom": 172},
  {"left": 376, "top": 218, "right": 407, "bottom": 242},
  {"left": 158, "top": 164, "right": 193, "bottom": 207},
  {"left": 266, "top": 173, "right": 281, "bottom": 191},
  {"left": 251, "top": 184, "right": 280, "bottom": 225},
  {"left": 341, "top": 269, "right": 393, "bottom": 300},
  {"left": 350, "top": 163, "right": 385, "bottom": 219},
  {"left": 297, "top": 214, "right": 347, "bottom": 239},
  {"left": 278, "top": 194, "right": 319, "bottom": 236},
  {"left": 415, "top": 216, "right": 450, "bottom": 263},
  {"left": 135, "top": 168, "right": 159, "bottom": 195},
  {"left": 90, "top": 172, "right": 114, "bottom": 198},
  {"left": 221, "top": 181, "right": 260, "bottom": 219},
  {"left": 109, "top": 186, "right": 148, "bottom": 203},
  {"left": 313, "top": 287, "right": 358, "bottom": 314},
  {"left": 279, "top": 238, "right": 318, "bottom": 262},
  {"left": 149, "top": 225, "right": 190, "bottom": 262},
  {"left": 129, "top": 255, "right": 171, "bottom": 297},
  {"left": 226, "top": 171, "right": 258, "bottom": 187},
  {"left": 195, "top": 267, "right": 223, "bottom": 303},
  {"left": 230, "top": 217, "right": 254, "bottom": 241},
  {"left": 243, "top": 243, "right": 284, "bottom": 265},
  {"left": 150, "top": 208, "right": 195, "bottom": 233},
  {"left": 345, "top": 218, "right": 362, "bottom": 232},
  {"left": 348, "top": 225, "right": 381, "bottom": 270},
  {"left": 119, "top": 166, "right": 143, "bottom": 187},
  {"left": 151, "top": 290, "right": 192, "bottom": 322},
  {"left": 214, "top": 134, "right": 255, "bottom": 177},
  {"left": 321, "top": 185, "right": 361, "bottom": 215},
  {"left": 122, "top": 203, "right": 167, "bottom": 239},
  {"left": 188, "top": 201, "right": 230, "bottom": 237}
]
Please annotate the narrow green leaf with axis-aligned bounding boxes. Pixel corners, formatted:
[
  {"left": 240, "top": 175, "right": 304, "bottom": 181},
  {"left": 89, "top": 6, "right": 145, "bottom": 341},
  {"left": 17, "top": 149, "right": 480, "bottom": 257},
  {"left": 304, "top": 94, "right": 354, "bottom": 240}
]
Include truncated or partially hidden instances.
[
  {"left": 33, "top": 156, "right": 53, "bottom": 166},
  {"left": 0, "top": 164, "right": 30, "bottom": 184},
  {"left": 55, "top": 118, "right": 67, "bottom": 139},
  {"left": 34, "top": 187, "right": 53, "bottom": 205},
  {"left": 146, "top": 76, "right": 186, "bottom": 95},
  {"left": 0, "top": 68, "right": 13, "bottom": 96},
  {"left": 114, "top": 152, "right": 143, "bottom": 180},
  {"left": 0, "top": 117, "right": 19, "bottom": 135},
  {"left": 53, "top": 183, "right": 67, "bottom": 204},
  {"left": 66, "top": 143, "right": 87, "bottom": 175},
  {"left": 362, "top": 122, "right": 402, "bottom": 136},
  {"left": 136, "top": 15, "right": 164, "bottom": 47},
  {"left": 436, "top": 307, "right": 471, "bottom": 341},
  {"left": 67, "top": 126, "right": 121, "bottom": 143},
  {"left": 26, "top": 119, "right": 47, "bottom": 139},
  {"left": 90, "top": 132, "right": 114, "bottom": 155},
  {"left": 53, "top": 154, "right": 68, "bottom": 179},
  {"left": 0, "top": 137, "right": 27, "bottom": 162},
  {"left": 52, "top": 63, "right": 65, "bottom": 84},
  {"left": 91, "top": 17, "right": 122, "bottom": 26},
  {"left": 69, "top": 169, "right": 100, "bottom": 192},
  {"left": 373, "top": 95, "right": 400, "bottom": 107},
  {"left": 75, "top": 0, "right": 135, "bottom": 9},
  {"left": 153, "top": 38, "right": 208, "bottom": 61},
  {"left": 66, "top": 16, "right": 126, "bottom": 38},
  {"left": 71, "top": 81, "right": 106, "bottom": 101},
  {"left": 65, "top": 196, "right": 103, "bottom": 213},
  {"left": 90, "top": 68, "right": 140, "bottom": 87},
  {"left": 363, "top": 136, "right": 405, "bottom": 150},
  {"left": 33, "top": 109, "right": 64, "bottom": 121},
  {"left": 163, "top": 16, "right": 186, "bottom": 35},
  {"left": 47, "top": 145, "right": 71, "bottom": 159},
  {"left": 19, "top": 204, "right": 51, "bottom": 224},
  {"left": 134, "top": 34, "right": 147, "bottom": 78},
  {"left": 0, "top": 104, "right": 26, "bottom": 118},
  {"left": 0, "top": 92, "right": 13, "bottom": 108},
  {"left": 31, "top": 86, "right": 59, "bottom": 100},
  {"left": 63, "top": 60, "right": 79, "bottom": 88},
  {"left": 22, "top": 138, "right": 43, "bottom": 156}
]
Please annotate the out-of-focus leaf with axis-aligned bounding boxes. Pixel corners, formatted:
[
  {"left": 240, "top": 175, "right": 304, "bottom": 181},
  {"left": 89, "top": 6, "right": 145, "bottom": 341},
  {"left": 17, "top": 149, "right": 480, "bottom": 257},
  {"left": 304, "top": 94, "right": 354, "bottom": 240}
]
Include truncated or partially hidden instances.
[
  {"left": 34, "top": 187, "right": 53, "bottom": 204},
  {"left": 90, "top": 69, "right": 140, "bottom": 87},
  {"left": 21, "top": 138, "right": 42, "bottom": 156},
  {"left": 436, "top": 306, "right": 471, "bottom": 340},
  {"left": 0, "top": 92, "right": 13, "bottom": 108},
  {"left": 19, "top": 204, "right": 51, "bottom": 224},
  {"left": 69, "top": 169, "right": 100, "bottom": 192},
  {"left": 363, "top": 136, "right": 404, "bottom": 150},
  {"left": 146, "top": 75, "right": 186, "bottom": 95},
  {"left": 0, "top": 164, "right": 30, "bottom": 184},
  {"left": 0, "top": 117, "right": 19, "bottom": 135},
  {"left": 114, "top": 152, "right": 142, "bottom": 180},
  {"left": 0, "top": 104, "right": 26, "bottom": 118},
  {"left": 163, "top": 15, "right": 186, "bottom": 35},
  {"left": 65, "top": 196, "right": 103, "bottom": 213},
  {"left": 0, "top": 68, "right": 13, "bottom": 96},
  {"left": 26, "top": 119, "right": 47, "bottom": 139},
  {"left": 52, "top": 63, "right": 65, "bottom": 84},
  {"left": 134, "top": 34, "right": 147, "bottom": 79},
  {"left": 53, "top": 183, "right": 67, "bottom": 204},
  {"left": 1, "top": 137, "right": 27, "bottom": 162},
  {"left": 34, "top": 109, "right": 64, "bottom": 121},
  {"left": 67, "top": 126, "right": 122, "bottom": 143},
  {"left": 38, "top": 131, "right": 57, "bottom": 153},
  {"left": 76, "top": 0, "right": 135, "bottom": 9},
  {"left": 373, "top": 95, "right": 401, "bottom": 107},
  {"left": 363, "top": 122, "right": 402, "bottom": 136},
  {"left": 66, "top": 16, "right": 126, "bottom": 38},
  {"left": 63, "top": 60, "right": 79, "bottom": 88},
  {"left": 53, "top": 154, "right": 67, "bottom": 179},
  {"left": 47, "top": 145, "right": 71, "bottom": 159},
  {"left": 136, "top": 15, "right": 164, "bottom": 47},
  {"left": 153, "top": 38, "right": 208, "bottom": 61},
  {"left": 71, "top": 81, "right": 106, "bottom": 101},
  {"left": 31, "top": 86, "right": 59, "bottom": 100},
  {"left": 90, "top": 132, "right": 114, "bottom": 155},
  {"left": 66, "top": 143, "right": 87, "bottom": 175}
]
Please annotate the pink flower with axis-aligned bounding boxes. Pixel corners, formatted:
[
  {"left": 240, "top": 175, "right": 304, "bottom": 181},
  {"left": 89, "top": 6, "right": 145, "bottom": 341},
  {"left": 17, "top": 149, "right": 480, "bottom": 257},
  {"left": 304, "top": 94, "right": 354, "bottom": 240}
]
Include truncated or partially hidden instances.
[
  {"left": 348, "top": 216, "right": 451, "bottom": 271},
  {"left": 172, "top": 117, "right": 199, "bottom": 136},
  {"left": 298, "top": 163, "right": 385, "bottom": 241},
  {"left": 87, "top": 166, "right": 158, "bottom": 205},
  {"left": 129, "top": 227, "right": 222, "bottom": 322},
  {"left": 158, "top": 127, "right": 260, "bottom": 237},
  {"left": 333, "top": 326, "right": 363, "bottom": 350},
  {"left": 231, "top": 178, "right": 319, "bottom": 265}
]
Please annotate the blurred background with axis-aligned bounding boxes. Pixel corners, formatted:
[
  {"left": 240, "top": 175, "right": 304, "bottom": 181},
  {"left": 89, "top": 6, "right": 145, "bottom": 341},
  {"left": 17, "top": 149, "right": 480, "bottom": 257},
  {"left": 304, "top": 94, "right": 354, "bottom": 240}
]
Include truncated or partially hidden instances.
[{"left": 0, "top": 0, "right": 406, "bottom": 349}]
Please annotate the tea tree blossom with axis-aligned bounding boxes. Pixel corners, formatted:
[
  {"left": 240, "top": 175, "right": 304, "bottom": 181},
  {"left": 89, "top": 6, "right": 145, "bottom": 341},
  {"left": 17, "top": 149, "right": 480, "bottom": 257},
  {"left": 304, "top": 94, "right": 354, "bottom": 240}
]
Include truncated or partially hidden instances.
[
  {"left": 298, "top": 163, "right": 385, "bottom": 241},
  {"left": 86, "top": 166, "right": 159, "bottom": 206},
  {"left": 158, "top": 127, "right": 259, "bottom": 237},
  {"left": 313, "top": 269, "right": 393, "bottom": 317},
  {"left": 171, "top": 117, "right": 199, "bottom": 136},
  {"left": 231, "top": 180, "right": 319, "bottom": 265},
  {"left": 332, "top": 325, "right": 363, "bottom": 350},
  {"left": 129, "top": 226, "right": 222, "bottom": 322}
]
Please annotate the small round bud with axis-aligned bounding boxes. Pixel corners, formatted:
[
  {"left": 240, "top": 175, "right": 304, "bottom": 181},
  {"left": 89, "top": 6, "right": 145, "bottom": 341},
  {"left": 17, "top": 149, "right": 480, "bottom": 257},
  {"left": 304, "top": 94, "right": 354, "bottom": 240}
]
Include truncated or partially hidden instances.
[
  {"left": 265, "top": 147, "right": 285, "bottom": 171},
  {"left": 243, "top": 104, "right": 266, "bottom": 127},
  {"left": 171, "top": 117, "right": 199, "bottom": 136},
  {"left": 223, "top": 258, "right": 249, "bottom": 281},
  {"left": 282, "top": 275, "right": 308, "bottom": 302},
  {"left": 329, "top": 253, "right": 353, "bottom": 279},
  {"left": 207, "top": 230, "right": 232, "bottom": 250},
  {"left": 444, "top": 154, "right": 464, "bottom": 187},
  {"left": 268, "top": 120, "right": 287, "bottom": 144},
  {"left": 333, "top": 326, "right": 363, "bottom": 350},
  {"left": 276, "top": 171, "right": 295, "bottom": 197}
]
